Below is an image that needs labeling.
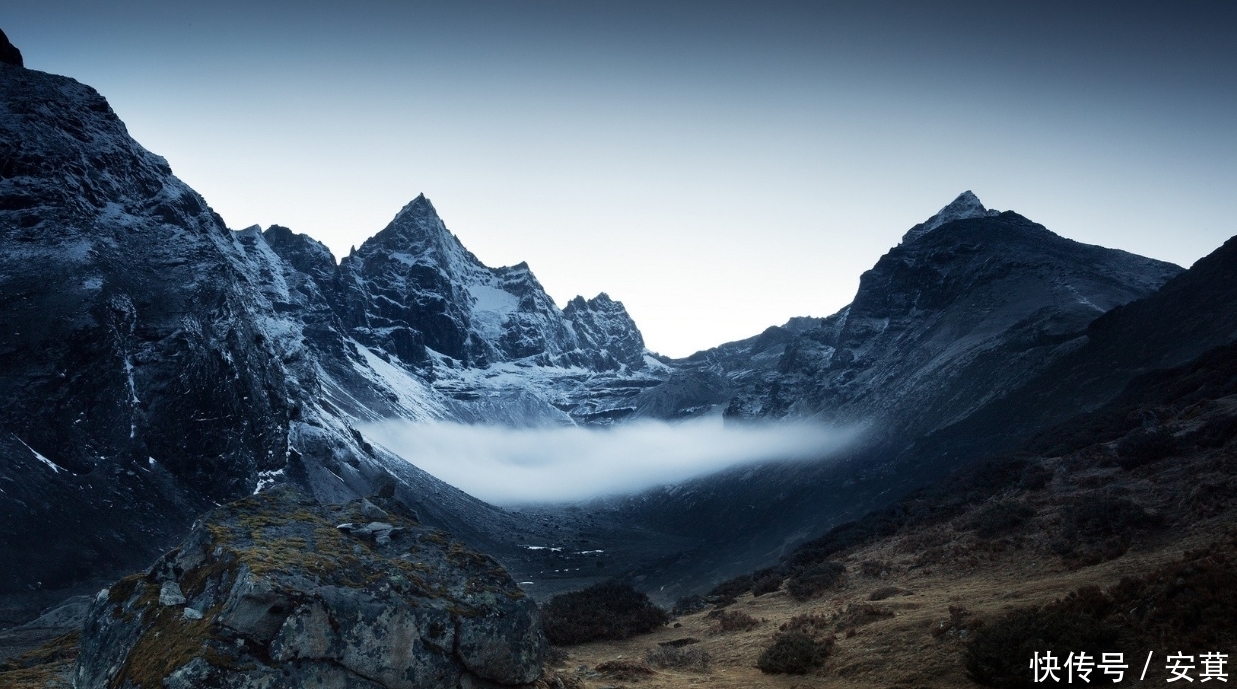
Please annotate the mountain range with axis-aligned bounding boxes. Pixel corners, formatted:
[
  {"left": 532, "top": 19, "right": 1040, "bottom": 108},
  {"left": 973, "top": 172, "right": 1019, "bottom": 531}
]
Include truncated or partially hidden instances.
[{"left": 3, "top": 32, "right": 1234, "bottom": 621}]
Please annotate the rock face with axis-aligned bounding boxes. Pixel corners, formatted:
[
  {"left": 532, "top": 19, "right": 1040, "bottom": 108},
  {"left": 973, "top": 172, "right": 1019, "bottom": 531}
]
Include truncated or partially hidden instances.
[
  {"left": 0, "top": 29, "right": 21, "bottom": 68},
  {"left": 0, "top": 55, "right": 300, "bottom": 593},
  {"left": 562, "top": 293, "right": 646, "bottom": 371},
  {"left": 0, "top": 61, "right": 291, "bottom": 492},
  {"left": 74, "top": 486, "right": 545, "bottom": 689},
  {"left": 921, "top": 230, "right": 1237, "bottom": 461}
]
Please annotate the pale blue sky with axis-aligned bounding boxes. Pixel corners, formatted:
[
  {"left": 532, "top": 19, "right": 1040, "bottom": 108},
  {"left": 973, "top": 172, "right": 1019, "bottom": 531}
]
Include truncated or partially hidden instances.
[{"left": 6, "top": 1, "right": 1235, "bottom": 356}]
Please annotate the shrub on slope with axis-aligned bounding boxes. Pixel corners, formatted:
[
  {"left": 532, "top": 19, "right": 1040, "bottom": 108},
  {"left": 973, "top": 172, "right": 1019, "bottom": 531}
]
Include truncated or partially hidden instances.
[{"left": 541, "top": 580, "right": 669, "bottom": 645}]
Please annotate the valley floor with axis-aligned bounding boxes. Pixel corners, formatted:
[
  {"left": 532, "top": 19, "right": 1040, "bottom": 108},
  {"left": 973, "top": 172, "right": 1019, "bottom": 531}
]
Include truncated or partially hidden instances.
[{"left": 6, "top": 392, "right": 1236, "bottom": 689}]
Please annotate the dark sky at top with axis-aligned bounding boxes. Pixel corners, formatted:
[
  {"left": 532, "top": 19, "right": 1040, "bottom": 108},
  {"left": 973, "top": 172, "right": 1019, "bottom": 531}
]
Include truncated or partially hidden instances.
[{"left": 5, "top": 1, "right": 1236, "bottom": 355}]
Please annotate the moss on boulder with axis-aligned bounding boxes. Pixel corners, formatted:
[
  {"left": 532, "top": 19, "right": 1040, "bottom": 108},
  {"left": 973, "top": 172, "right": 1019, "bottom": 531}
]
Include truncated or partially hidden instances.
[{"left": 74, "top": 486, "right": 545, "bottom": 689}]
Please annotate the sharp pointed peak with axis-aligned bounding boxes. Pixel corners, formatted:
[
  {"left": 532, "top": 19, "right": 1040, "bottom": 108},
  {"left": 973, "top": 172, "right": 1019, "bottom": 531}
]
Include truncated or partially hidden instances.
[
  {"left": 946, "top": 189, "right": 982, "bottom": 208},
  {"left": 584, "top": 292, "right": 615, "bottom": 305},
  {"left": 379, "top": 193, "right": 451, "bottom": 241},
  {"left": 354, "top": 192, "right": 475, "bottom": 265},
  {"left": 902, "top": 190, "right": 1000, "bottom": 244},
  {"left": 394, "top": 193, "right": 437, "bottom": 217}
]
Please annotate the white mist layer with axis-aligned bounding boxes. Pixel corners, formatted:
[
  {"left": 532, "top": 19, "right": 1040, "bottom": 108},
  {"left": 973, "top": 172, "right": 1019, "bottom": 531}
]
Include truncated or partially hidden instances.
[{"left": 361, "top": 417, "right": 859, "bottom": 505}]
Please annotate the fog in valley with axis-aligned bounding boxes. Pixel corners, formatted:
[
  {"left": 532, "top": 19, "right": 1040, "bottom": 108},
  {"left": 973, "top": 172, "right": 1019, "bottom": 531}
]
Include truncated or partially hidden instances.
[{"left": 362, "top": 416, "right": 860, "bottom": 505}]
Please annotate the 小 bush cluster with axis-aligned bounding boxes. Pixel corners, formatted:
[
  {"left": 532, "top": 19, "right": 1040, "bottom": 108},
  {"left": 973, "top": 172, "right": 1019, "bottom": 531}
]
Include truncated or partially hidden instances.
[{"left": 540, "top": 580, "right": 670, "bottom": 646}]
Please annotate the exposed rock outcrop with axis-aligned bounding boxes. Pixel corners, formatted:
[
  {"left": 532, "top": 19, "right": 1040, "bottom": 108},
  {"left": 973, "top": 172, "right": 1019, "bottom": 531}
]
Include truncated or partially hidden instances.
[
  {"left": 74, "top": 487, "right": 545, "bottom": 689},
  {"left": 562, "top": 293, "right": 646, "bottom": 371},
  {"left": 0, "top": 29, "right": 21, "bottom": 68}
]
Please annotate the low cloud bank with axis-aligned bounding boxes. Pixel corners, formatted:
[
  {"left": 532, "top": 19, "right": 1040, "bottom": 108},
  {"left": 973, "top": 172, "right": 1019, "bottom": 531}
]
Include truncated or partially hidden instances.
[{"left": 361, "top": 416, "right": 860, "bottom": 505}]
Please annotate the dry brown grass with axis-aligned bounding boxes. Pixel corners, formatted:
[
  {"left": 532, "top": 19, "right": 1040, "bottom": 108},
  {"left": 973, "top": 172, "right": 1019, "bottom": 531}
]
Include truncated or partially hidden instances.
[
  {"left": 550, "top": 504, "right": 1237, "bottom": 689},
  {"left": 0, "top": 631, "right": 78, "bottom": 689},
  {"left": 707, "top": 609, "right": 762, "bottom": 634}
]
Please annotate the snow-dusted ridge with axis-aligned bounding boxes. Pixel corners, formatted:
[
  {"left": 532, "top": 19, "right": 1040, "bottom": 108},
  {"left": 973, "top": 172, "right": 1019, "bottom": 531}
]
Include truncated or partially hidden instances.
[{"left": 901, "top": 189, "right": 1001, "bottom": 244}]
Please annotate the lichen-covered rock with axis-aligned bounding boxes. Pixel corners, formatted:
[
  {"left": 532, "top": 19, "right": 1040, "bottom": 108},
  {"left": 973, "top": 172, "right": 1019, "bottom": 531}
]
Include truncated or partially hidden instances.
[{"left": 73, "top": 486, "right": 545, "bottom": 689}]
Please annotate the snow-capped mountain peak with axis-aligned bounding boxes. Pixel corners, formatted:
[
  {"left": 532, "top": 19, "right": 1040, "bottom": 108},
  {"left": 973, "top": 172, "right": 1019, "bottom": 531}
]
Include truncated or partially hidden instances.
[
  {"left": 387, "top": 193, "right": 441, "bottom": 236},
  {"left": 902, "top": 190, "right": 1000, "bottom": 243},
  {"left": 366, "top": 193, "right": 473, "bottom": 266},
  {"left": 315, "top": 192, "right": 653, "bottom": 374}
]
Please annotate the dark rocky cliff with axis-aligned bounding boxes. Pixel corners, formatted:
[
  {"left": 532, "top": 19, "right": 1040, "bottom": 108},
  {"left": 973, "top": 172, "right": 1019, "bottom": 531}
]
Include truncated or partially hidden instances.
[{"left": 0, "top": 58, "right": 292, "bottom": 592}]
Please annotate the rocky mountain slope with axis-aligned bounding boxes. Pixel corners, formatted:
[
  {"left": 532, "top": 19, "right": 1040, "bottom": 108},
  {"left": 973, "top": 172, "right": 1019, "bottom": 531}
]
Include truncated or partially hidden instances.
[
  {"left": 920, "top": 231, "right": 1237, "bottom": 462},
  {"left": 0, "top": 57, "right": 292, "bottom": 592}
]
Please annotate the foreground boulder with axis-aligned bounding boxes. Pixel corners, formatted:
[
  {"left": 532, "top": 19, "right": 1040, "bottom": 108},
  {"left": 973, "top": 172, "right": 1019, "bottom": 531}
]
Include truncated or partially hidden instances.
[{"left": 73, "top": 486, "right": 545, "bottom": 689}]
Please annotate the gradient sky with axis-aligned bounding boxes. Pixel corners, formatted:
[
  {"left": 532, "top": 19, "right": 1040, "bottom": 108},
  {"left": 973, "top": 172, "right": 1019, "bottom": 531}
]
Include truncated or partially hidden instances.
[{"left": 6, "top": 1, "right": 1236, "bottom": 357}]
